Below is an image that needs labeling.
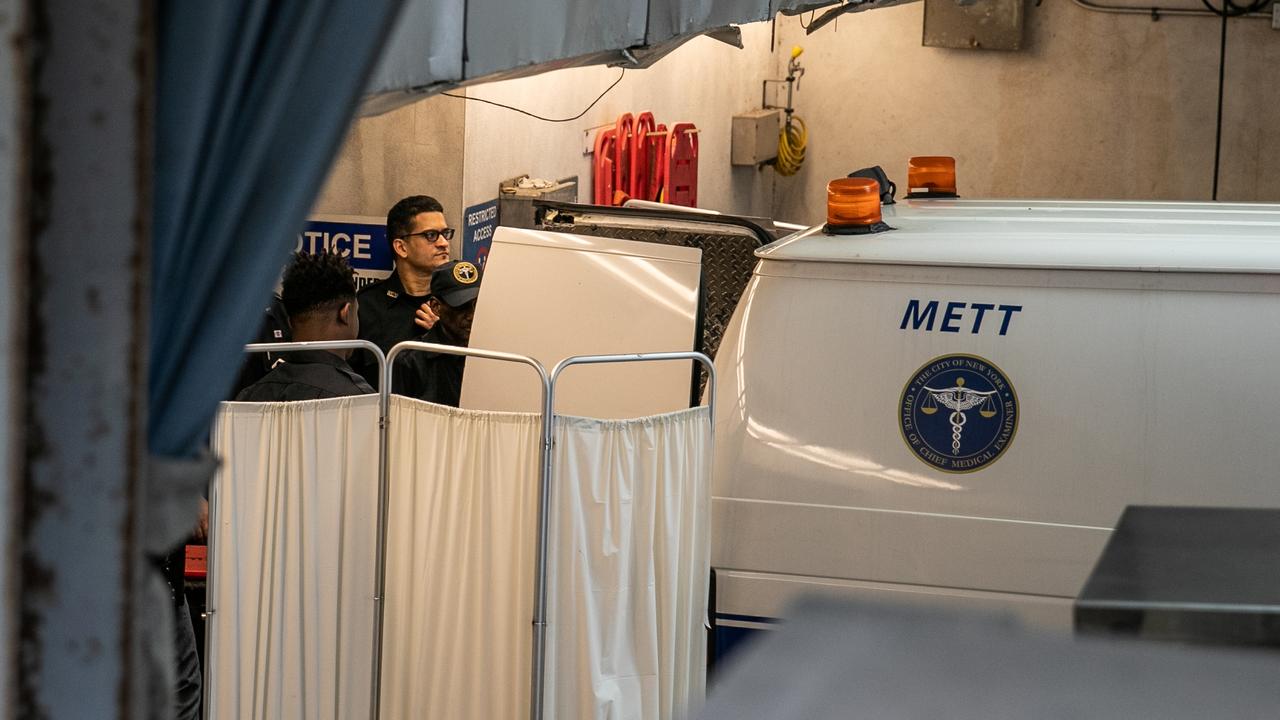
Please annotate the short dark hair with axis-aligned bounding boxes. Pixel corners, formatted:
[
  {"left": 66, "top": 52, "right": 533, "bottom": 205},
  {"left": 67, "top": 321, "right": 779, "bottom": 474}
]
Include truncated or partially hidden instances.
[
  {"left": 386, "top": 195, "right": 445, "bottom": 253},
  {"left": 280, "top": 251, "right": 356, "bottom": 319}
]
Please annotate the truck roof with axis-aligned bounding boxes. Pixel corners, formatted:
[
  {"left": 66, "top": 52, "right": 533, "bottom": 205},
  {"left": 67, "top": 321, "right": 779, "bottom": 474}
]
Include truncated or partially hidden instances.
[{"left": 760, "top": 199, "right": 1280, "bottom": 273}]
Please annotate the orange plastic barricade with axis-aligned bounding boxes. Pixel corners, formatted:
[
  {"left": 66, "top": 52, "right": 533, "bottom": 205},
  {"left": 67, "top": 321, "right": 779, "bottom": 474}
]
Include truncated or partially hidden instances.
[
  {"left": 593, "top": 128, "right": 617, "bottom": 205},
  {"left": 651, "top": 123, "right": 668, "bottom": 202},
  {"left": 613, "top": 113, "right": 634, "bottom": 203},
  {"left": 630, "top": 111, "right": 656, "bottom": 201},
  {"left": 665, "top": 122, "right": 699, "bottom": 207}
]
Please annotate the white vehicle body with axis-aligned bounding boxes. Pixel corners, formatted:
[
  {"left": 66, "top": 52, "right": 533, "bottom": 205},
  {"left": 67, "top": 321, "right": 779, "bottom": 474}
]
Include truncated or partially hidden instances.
[{"left": 711, "top": 199, "right": 1280, "bottom": 634}]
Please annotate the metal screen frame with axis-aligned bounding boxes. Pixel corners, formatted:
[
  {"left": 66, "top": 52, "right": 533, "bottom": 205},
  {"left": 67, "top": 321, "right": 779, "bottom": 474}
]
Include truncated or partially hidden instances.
[
  {"left": 207, "top": 339, "right": 388, "bottom": 720},
  {"left": 531, "top": 351, "right": 716, "bottom": 720},
  {"left": 378, "top": 341, "right": 552, "bottom": 720},
  {"left": 214, "top": 343, "right": 714, "bottom": 720}
]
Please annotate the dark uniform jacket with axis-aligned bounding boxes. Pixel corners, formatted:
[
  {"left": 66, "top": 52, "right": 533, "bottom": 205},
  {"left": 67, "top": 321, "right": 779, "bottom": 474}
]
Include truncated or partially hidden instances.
[
  {"left": 229, "top": 294, "right": 291, "bottom": 398},
  {"left": 354, "top": 272, "right": 432, "bottom": 387},
  {"left": 391, "top": 324, "right": 465, "bottom": 407},
  {"left": 235, "top": 350, "right": 374, "bottom": 401}
]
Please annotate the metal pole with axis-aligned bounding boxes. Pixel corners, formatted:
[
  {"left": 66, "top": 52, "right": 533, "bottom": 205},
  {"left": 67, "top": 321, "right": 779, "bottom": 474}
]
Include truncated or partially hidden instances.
[
  {"left": 242, "top": 339, "right": 387, "bottom": 361},
  {"left": 370, "top": 345, "right": 392, "bottom": 720},
  {"left": 534, "top": 351, "right": 716, "bottom": 720},
  {"left": 201, "top": 472, "right": 218, "bottom": 719},
  {"left": 531, "top": 366, "right": 556, "bottom": 720},
  {"left": 1070, "top": 0, "right": 1271, "bottom": 17},
  {"left": 19, "top": 0, "right": 153, "bottom": 715},
  {"left": 229, "top": 340, "right": 387, "bottom": 720},
  {"left": 375, "top": 341, "right": 549, "bottom": 720},
  {"left": 547, "top": 351, "right": 716, "bottom": 435}
]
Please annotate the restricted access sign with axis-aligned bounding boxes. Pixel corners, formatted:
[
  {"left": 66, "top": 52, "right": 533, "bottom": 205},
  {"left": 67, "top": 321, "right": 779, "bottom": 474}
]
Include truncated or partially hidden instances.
[
  {"left": 300, "top": 215, "right": 393, "bottom": 291},
  {"left": 462, "top": 199, "right": 499, "bottom": 269}
]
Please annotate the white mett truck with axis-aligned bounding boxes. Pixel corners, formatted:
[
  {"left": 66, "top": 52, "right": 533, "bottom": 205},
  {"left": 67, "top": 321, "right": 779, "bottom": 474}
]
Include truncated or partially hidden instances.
[{"left": 709, "top": 158, "right": 1280, "bottom": 650}]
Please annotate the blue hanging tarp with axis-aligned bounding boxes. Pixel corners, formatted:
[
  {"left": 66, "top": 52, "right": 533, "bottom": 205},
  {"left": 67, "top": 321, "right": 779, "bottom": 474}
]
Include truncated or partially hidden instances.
[
  {"left": 360, "top": 0, "right": 845, "bottom": 115},
  {"left": 151, "top": 1, "right": 406, "bottom": 468}
]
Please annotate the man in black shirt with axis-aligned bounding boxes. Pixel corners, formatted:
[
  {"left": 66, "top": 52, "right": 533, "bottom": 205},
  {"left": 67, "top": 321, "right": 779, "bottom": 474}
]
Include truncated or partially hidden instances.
[
  {"left": 353, "top": 195, "right": 455, "bottom": 386},
  {"left": 237, "top": 251, "right": 374, "bottom": 401},
  {"left": 393, "top": 260, "right": 482, "bottom": 407}
]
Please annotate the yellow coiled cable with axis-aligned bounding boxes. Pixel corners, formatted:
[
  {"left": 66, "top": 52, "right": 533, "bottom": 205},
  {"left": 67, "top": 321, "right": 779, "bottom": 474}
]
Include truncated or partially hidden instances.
[{"left": 776, "top": 115, "right": 807, "bottom": 177}]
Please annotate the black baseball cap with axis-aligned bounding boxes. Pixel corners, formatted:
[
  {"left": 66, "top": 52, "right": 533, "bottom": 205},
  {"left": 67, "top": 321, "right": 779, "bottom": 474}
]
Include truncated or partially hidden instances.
[{"left": 430, "top": 260, "right": 483, "bottom": 307}]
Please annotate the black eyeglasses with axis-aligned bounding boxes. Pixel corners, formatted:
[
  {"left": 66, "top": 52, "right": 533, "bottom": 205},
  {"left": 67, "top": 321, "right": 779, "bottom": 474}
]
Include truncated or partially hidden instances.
[{"left": 402, "top": 228, "right": 455, "bottom": 243}]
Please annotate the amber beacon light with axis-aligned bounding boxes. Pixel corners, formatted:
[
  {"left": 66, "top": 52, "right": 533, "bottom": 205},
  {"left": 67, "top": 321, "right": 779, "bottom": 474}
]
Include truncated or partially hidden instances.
[
  {"left": 907, "top": 156, "right": 957, "bottom": 196},
  {"left": 827, "top": 177, "right": 882, "bottom": 227}
]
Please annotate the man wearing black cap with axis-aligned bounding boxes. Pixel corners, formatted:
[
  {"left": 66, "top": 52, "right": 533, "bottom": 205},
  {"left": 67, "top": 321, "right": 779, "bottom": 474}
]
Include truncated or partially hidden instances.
[{"left": 392, "top": 259, "right": 482, "bottom": 406}]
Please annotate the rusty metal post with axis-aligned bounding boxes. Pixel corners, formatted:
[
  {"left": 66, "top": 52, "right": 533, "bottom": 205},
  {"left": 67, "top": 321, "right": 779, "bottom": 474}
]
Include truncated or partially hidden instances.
[{"left": 18, "top": 1, "right": 156, "bottom": 718}]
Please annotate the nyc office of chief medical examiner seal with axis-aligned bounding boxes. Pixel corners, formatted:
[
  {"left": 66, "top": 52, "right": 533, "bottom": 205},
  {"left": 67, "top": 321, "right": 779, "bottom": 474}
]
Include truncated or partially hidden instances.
[{"left": 900, "top": 354, "right": 1018, "bottom": 473}]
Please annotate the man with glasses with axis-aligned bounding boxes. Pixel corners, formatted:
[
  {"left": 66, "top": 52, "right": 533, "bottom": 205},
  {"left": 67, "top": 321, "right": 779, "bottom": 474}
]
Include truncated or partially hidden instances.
[{"left": 352, "top": 194, "right": 457, "bottom": 386}]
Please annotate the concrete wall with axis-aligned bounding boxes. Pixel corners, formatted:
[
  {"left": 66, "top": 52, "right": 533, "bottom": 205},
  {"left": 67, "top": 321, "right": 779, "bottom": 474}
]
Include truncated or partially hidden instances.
[
  {"left": 770, "top": 2, "right": 1280, "bottom": 224},
  {"left": 312, "top": 94, "right": 467, "bottom": 232},
  {"left": 316, "top": 22, "right": 780, "bottom": 251},
  {"left": 317, "top": 2, "right": 1280, "bottom": 234},
  {"left": 457, "top": 23, "right": 778, "bottom": 217}
]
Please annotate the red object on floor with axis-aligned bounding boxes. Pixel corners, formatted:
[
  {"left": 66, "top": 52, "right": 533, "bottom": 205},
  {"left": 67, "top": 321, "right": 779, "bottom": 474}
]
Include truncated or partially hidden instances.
[
  {"left": 593, "top": 128, "right": 617, "bottom": 205},
  {"left": 630, "top": 111, "right": 656, "bottom": 201},
  {"left": 650, "top": 123, "right": 668, "bottom": 202},
  {"left": 184, "top": 544, "right": 207, "bottom": 580},
  {"left": 613, "top": 113, "right": 634, "bottom": 203},
  {"left": 665, "top": 122, "right": 699, "bottom": 207}
]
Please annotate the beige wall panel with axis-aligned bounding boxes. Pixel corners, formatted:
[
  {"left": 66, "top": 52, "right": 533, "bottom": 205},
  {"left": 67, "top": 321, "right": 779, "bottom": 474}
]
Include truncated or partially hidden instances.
[
  {"left": 458, "top": 23, "right": 779, "bottom": 218},
  {"left": 317, "top": 5, "right": 1276, "bottom": 236},
  {"left": 318, "top": 22, "right": 781, "bottom": 238},
  {"left": 1219, "top": 18, "right": 1280, "bottom": 202},
  {"left": 771, "top": 2, "right": 1276, "bottom": 224},
  {"left": 313, "top": 95, "right": 466, "bottom": 238}
]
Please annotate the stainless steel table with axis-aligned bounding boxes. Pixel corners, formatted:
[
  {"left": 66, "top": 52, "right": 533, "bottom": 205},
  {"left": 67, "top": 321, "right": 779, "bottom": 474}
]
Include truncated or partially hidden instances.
[{"left": 1075, "top": 505, "right": 1280, "bottom": 648}]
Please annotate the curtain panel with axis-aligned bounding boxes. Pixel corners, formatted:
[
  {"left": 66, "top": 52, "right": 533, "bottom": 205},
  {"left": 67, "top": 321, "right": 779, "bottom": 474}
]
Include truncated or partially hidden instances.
[
  {"left": 207, "top": 396, "right": 381, "bottom": 720},
  {"left": 380, "top": 397, "right": 543, "bottom": 718},
  {"left": 546, "top": 408, "right": 712, "bottom": 720},
  {"left": 210, "top": 396, "right": 711, "bottom": 719}
]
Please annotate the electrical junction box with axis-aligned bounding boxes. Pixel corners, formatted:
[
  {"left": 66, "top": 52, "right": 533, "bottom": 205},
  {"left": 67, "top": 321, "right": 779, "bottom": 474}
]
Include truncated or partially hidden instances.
[
  {"left": 732, "top": 109, "right": 781, "bottom": 166},
  {"left": 923, "top": 0, "right": 1025, "bottom": 50}
]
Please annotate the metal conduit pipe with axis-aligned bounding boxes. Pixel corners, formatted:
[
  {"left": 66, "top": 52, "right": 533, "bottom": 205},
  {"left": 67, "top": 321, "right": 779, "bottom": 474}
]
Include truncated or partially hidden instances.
[{"left": 1070, "top": 0, "right": 1271, "bottom": 18}]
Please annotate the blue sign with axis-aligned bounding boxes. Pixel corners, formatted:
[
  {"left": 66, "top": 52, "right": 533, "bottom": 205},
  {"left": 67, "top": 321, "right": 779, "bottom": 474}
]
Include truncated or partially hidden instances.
[
  {"left": 299, "top": 217, "right": 393, "bottom": 291},
  {"left": 899, "top": 354, "right": 1018, "bottom": 474},
  {"left": 462, "top": 199, "right": 499, "bottom": 269}
]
